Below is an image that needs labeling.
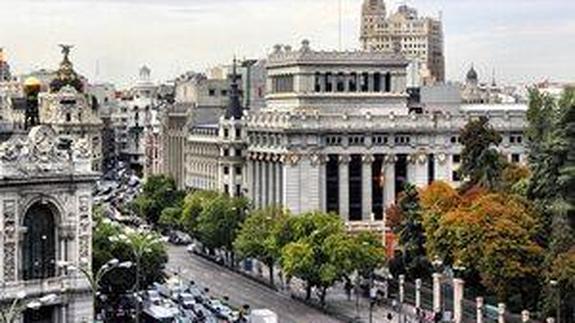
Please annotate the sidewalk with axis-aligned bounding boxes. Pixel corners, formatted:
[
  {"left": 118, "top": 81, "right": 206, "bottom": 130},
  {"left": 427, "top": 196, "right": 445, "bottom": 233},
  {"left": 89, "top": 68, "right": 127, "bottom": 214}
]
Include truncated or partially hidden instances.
[{"left": 234, "top": 258, "right": 424, "bottom": 323}]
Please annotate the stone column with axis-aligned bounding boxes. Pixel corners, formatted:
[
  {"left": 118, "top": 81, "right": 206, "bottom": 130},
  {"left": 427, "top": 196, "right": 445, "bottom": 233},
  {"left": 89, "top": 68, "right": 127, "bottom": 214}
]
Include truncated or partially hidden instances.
[
  {"left": 521, "top": 310, "right": 530, "bottom": 322},
  {"left": 477, "top": 297, "right": 484, "bottom": 323},
  {"left": 498, "top": 303, "right": 506, "bottom": 323},
  {"left": 264, "top": 160, "right": 270, "bottom": 206},
  {"left": 270, "top": 161, "right": 276, "bottom": 203},
  {"left": 275, "top": 161, "right": 282, "bottom": 206},
  {"left": 254, "top": 159, "right": 261, "bottom": 208},
  {"left": 415, "top": 279, "right": 422, "bottom": 309},
  {"left": 433, "top": 273, "right": 442, "bottom": 313},
  {"left": 362, "top": 154, "right": 373, "bottom": 221},
  {"left": 367, "top": 72, "right": 374, "bottom": 92},
  {"left": 399, "top": 274, "right": 405, "bottom": 303},
  {"left": 338, "top": 155, "right": 350, "bottom": 220},
  {"left": 383, "top": 155, "right": 396, "bottom": 211},
  {"left": 453, "top": 278, "right": 465, "bottom": 323}
]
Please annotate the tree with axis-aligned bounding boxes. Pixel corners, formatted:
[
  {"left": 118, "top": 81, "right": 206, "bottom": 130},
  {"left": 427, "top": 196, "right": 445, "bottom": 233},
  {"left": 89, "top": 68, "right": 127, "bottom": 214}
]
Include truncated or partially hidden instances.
[
  {"left": 459, "top": 116, "right": 505, "bottom": 190},
  {"left": 196, "top": 194, "right": 249, "bottom": 262},
  {"left": 393, "top": 183, "right": 430, "bottom": 279},
  {"left": 429, "top": 193, "right": 543, "bottom": 310},
  {"left": 280, "top": 212, "right": 349, "bottom": 304},
  {"left": 351, "top": 232, "right": 386, "bottom": 278},
  {"left": 158, "top": 206, "right": 182, "bottom": 231},
  {"left": 92, "top": 209, "right": 167, "bottom": 310},
  {"left": 180, "top": 190, "right": 220, "bottom": 237},
  {"left": 234, "top": 206, "right": 289, "bottom": 285},
  {"left": 526, "top": 88, "right": 575, "bottom": 319},
  {"left": 130, "top": 175, "right": 184, "bottom": 225}
]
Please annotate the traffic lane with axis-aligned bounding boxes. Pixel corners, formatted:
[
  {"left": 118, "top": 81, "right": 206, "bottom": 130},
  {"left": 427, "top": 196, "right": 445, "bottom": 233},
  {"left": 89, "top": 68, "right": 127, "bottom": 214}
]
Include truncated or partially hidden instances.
[{"left": 166, "top": 245, "right": 343, "bottom": 323}]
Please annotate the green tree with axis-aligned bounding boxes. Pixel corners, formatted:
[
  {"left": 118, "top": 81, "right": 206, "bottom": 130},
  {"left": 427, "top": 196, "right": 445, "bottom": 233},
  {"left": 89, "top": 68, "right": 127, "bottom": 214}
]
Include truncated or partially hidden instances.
[
  {"left": 130, "top": 175, "right": 184, "bottom": 225},
  {"left": 180, "top": 190, "right": 220, "bottom": 236},
  {"left": 393, "top": 183, "right": 430, "bottom": 279},
  {"left": 527, "top": 88, "right": 575, "bottom": 319},
  {"left": 92, "top": 209, "right": 168, "bottom": 308},
  {"left": 234, "top": 206, "right": 289, "bottom": 285},
  {"left": 280, "top": 212, "right": 355, "bottom": 305},
  {"left": 196, "top": 194, "right": 249, "bottom": 262},
  {"left": 459, "top": 116, "right": 505, "bottom": 190},
  {"left": 158, "top": 206, "right": 183, "bottom": 231}
]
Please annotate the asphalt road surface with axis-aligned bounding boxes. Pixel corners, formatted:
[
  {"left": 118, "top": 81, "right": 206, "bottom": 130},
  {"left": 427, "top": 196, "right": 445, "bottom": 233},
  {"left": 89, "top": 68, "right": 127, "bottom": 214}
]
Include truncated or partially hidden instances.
[{"left": 166, "top": 245, "right": 343, "bottom": 323}]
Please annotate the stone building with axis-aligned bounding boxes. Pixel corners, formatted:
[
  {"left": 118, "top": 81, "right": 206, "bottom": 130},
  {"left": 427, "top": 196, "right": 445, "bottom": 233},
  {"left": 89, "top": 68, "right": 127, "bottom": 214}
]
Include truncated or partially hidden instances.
[
  {"left": 185, "top": 60, "right": 247, "bottom": 195},
  {"left": 113, "top": 66, "right": 161, "bottom": 175},
  {"left": 162, "top": 61, "right": 258, "bottom": 189},
  {"left": 181, "top": 41, "right": 527, "bottom": 238},
  {"left": 360, "top": 0, "right": 445, "bottom": 85},
  {"left": 0, "top": 125, "right": 98, "bottom": 322}
]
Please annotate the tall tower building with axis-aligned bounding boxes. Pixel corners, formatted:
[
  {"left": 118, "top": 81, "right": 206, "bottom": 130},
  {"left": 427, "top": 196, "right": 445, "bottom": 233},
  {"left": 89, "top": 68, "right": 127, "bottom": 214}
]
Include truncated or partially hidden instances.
[{"left": 360, "top": 0, "right": 445, "bottom": 85}]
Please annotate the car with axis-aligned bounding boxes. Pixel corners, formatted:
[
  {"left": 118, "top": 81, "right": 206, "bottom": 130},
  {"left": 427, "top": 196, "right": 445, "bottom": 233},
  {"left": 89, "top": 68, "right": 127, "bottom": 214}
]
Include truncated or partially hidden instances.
[
  {"left": 144, "top": 290, "right": 162, "bottom": 306},
  {"left": 169, "top": 231, "right": 192, "bottom": 245},
  {"left": 177, "top": 293, "right": 196, "bottom": 310}
]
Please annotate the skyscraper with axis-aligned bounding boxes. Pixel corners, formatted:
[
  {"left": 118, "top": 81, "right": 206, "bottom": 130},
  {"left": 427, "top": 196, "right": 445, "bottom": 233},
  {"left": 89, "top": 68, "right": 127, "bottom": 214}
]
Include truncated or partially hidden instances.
[{"left": 360, "top": 0, "right": 445, "bottom": 85}]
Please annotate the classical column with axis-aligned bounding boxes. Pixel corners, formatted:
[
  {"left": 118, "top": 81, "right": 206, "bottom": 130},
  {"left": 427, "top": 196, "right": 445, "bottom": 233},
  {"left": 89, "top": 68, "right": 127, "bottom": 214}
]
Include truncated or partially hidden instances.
[
  {"left": 477, "top": 297, "right": 484, "bottom": 323},
  {"left": 521, "top": 310, "right": 530, "bottom": 323},
  {"left": 338, "top": 155, "right": 350, "bottom": 220},
  {"left": 399, "top": 274, "right": 405, "bottom": 303},
  {"left": 383, "top": 155, "right": 396, "bottom": 211},
  {"left": 362, "top": 154, "right": 374, "bottom": 221},
  {"left": 414, "top": 153, "right": 429, "bottom": 187},
  {"left": 254, "top": 158, "right": 261, "bottom": 208},
  {"left": 433, "top": 273, "right": 442, "bottom": 313},
  {"left": 498, "top": 303, "right": 506, "bottom": 323},
  {"left": 264, "top": 160, "right": 270, "bottom": 207},
  {"left": 453, "top": 278, "right": 465, "bottom": 323},
  {"left": 415, "top": 279, "right": 422, "bottom": 309},
  {"left": 275, "top": 161, "right": 282, "bottom": 206}
]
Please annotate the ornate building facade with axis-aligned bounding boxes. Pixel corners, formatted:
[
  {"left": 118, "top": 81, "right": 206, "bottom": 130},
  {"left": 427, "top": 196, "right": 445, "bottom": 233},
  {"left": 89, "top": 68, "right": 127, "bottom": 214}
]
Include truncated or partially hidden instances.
[
  {"left": 0, "top": 125, "right": 98, "bottom": 322},
  {"left": 360, "top": 0, "right": 445, "bottom": 85},
  {"left": 183, "top": 41, "right": 527, "bottom": 236}
]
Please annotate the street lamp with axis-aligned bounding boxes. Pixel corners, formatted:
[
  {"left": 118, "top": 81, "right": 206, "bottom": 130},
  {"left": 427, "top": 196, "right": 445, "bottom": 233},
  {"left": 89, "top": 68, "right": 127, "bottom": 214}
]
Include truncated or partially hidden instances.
[
  {"left": 66, "top": 258, "right": 133, "bottom": 320},
  {"left": 550, "top": 280, "right": 560, "bottom": 323}
]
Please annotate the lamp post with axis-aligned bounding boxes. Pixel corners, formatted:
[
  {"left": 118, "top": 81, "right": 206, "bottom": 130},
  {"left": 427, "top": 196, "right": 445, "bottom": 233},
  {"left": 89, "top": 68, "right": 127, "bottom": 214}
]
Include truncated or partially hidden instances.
[
  {"left": 431, "top": 255, "right": 443, "bottom": 318},
  {"left": 550, "top": 280, "right": 560, "bottom": 323},
  {"left": 112, "top": 229, "right": 160, "bottom": 323},
  {"left": 66, "top": 258, "right": 133, "bottom": 320}
]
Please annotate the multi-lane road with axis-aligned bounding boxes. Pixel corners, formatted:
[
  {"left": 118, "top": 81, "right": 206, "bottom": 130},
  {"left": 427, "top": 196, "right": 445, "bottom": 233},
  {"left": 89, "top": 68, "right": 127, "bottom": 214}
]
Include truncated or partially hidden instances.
[{"left": 166, "top": 245, "right": 343, "bottom": 323}]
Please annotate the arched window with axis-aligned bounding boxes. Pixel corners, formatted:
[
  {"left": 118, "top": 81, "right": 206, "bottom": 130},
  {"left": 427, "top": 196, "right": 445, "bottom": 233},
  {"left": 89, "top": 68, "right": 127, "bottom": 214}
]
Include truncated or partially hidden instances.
[{"left": 23, "top": 203, "right": 56, "bottom": 280}]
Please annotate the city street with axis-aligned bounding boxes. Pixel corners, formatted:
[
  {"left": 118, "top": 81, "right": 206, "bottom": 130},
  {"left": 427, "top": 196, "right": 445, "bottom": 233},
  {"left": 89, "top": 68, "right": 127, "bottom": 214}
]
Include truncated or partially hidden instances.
[{"left": 166, "top": 245, "right": 344, "bottom": 323}]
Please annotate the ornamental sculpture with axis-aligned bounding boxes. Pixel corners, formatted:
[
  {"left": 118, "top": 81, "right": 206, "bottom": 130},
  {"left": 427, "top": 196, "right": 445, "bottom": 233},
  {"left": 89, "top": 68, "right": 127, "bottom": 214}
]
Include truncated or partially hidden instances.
[{"left": 0, "top": 125, "right": 91, "bottom": 176}]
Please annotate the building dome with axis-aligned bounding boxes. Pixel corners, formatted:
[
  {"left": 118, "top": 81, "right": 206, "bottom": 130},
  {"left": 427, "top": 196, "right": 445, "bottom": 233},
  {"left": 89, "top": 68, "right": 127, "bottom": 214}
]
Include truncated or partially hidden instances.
[
  {"left": 24, "top": 76, "right": 41, "bottom": 87},
  {"left": 23, "top": 76, "right": 42, "bottom": 94},
  {"left": 466, "top": 65, "right": 478, "bottom": 83}
]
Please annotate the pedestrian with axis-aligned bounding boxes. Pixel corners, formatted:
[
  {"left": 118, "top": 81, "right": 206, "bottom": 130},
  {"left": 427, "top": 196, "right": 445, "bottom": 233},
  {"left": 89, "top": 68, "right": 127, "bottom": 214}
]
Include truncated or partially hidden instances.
[{"left": 345, "top": 280, "right": 352, "bottom": 301}]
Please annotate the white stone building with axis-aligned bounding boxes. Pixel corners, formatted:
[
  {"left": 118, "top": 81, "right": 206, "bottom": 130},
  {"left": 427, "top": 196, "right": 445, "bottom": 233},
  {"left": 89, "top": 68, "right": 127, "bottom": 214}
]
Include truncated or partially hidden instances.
[
  {"left": 360, "top": 0, "right": 445, "bottom": 85},
  {"left": 0, "top": 125, "right": 98, "bottom": 322},
  {"left": 113, "top": 66, "right": 160, "bottom": 175},
  {"left": 182, "top": 41, "right": 527, "bottom": 236}
]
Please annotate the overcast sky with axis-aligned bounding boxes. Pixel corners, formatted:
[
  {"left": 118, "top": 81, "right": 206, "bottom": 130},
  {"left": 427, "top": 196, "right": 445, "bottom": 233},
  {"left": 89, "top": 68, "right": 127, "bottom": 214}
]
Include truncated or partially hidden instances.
[{"left": 1, "top": 0, "right": 573, "bottom": 87}]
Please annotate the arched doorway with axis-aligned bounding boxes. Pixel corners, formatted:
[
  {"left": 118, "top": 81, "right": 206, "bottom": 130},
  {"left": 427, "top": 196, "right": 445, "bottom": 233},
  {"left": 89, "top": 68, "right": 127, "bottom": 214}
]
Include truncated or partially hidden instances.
[{"left": 22, "top": 202, "right": 57, "bottom": 280}]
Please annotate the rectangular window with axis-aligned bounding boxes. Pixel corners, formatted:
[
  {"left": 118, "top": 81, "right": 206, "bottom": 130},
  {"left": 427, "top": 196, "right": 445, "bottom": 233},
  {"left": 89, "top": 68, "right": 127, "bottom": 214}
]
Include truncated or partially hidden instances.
[
  {"left": 235, "top": 166, "right": 242, "bottom": 175},
  {"left": 452, "top": 170, "right": 461, "bottom": 182},
  {"left": 223, "top": 166, "right": 229, "bottom": 175},
  {"left": 208, "top": 89, "right": 216, "bottom": 96},
  {"left": 511, "top": 154, "right": 520, "bottom": 163},
  {"left": 349, "top": 155, "right": 363, "bottom": 221},
  {"left": 326, "top": 155, "right": 339, "bottom": 214}
]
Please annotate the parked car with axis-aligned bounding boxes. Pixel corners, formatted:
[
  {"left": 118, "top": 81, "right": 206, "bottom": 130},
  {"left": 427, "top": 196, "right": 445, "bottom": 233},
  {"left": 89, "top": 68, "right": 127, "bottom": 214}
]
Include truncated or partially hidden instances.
[
  {"left": 144, "top": 290, "right": 162, "bottom": 306},
  {"left": 169, "top": 231, "right": 192, "bottom": 245},
  {"left": 177, "top": 293, "right": 196, "bottom": 310}
]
